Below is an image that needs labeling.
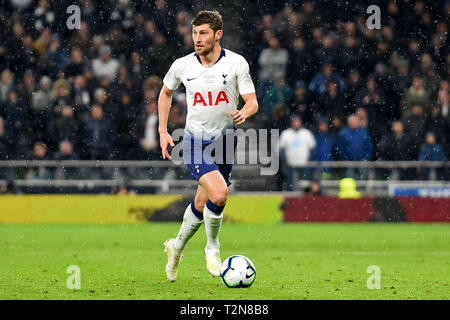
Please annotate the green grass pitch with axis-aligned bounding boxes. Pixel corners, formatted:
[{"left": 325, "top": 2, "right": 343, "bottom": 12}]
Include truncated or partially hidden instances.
[{"left": 0, "top": 223, "right": 448, "bottom": 300}]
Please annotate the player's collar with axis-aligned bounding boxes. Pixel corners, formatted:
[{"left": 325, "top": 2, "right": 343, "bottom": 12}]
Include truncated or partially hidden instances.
[{"left": 194, "top": 48, "right": 226, "bottom": 66}]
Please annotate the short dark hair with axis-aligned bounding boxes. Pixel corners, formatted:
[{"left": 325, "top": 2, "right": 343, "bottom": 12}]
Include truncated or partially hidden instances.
[{"left": 192, "top": 10, "right": 223, "bottom": 33}]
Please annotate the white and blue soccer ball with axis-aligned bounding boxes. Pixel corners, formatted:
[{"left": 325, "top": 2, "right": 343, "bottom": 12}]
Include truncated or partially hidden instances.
[{"left": 220, "top": 255, "right": 256, "bottom": 288}]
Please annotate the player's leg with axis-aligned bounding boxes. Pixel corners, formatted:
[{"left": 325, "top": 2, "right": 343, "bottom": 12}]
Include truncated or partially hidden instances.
[
  {"left": 164, "top": 185, "right": 208, "bottom": 282},
  {"left": 173, "top": 184, "right": 208, "bottom": 251},
  {"left": 199, "top": 170, "right": 228, "bottom": 276}
]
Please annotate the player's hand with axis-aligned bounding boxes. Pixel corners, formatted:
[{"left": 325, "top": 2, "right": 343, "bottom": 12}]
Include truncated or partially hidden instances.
[
  {"left": 159, "top": 131, "right": 175, "bottom": 160},
  {"left": 231, "top": 110, "right": 246, "bottom": 125}
]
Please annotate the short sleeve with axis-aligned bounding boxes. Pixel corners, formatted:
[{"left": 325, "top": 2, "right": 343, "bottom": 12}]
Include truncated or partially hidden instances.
[
  {"left": 237, "top": 57, "right": 255, "bottom": 95},
  {"left": 163, "top": 59, "right": 182, "bottom": 91}
]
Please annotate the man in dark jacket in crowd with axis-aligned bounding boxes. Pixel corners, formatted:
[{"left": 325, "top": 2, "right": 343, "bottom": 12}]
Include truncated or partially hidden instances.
[
  {"left": 83, "top": 105, "right": 115, "bottom": 160},
  {"left": 377, "top": 120, "right": 415, "bottom": 180},
  {"left": 402, "top": 104, "right": 427, "bottom": 159},
  {"left": 311, "top": 117, "right": 335, "bottom": 179},
  {"left": 0, "top": 116, "right": 13, "bottom": 160},
  {"left": 336, "top": 114, "right": 373, "bottom": 179},
  {"left": 418, "top": 132, "right": 448, "bottom": 180}
]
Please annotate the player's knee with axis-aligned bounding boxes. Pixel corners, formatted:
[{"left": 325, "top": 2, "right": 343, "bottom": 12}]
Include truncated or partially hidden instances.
[{"left": 210, "top": 188, "right": 228, "bottom": 206}]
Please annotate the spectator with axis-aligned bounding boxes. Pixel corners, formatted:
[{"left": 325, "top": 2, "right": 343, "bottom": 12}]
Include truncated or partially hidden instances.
[
  {"left": 106, "top": 25, "right": 130, "bottom": 58},
  {"left": 17, "top": 70, "right": 37, "bottom": 110},
  {"left": 400, "top": 75, "right": 431, "bottom": 116},
  {"left": 391, "top": 58, "right": 410, "bottom": 116},
  {"left": 314, "top": 34, "right": 338, "bottom": 67},
  {"left": 318, "top": 80, "right": 347, "bottom": 119},
  {"left": 340, "top": 35, "right": 360, "bottom": 75},
  {"left": 418, "top": 132, "right": 447, "bottom": 162},
  {"left": 418, "top": 132, "right": 447, "bottom": 180},
  {"left": 128, "top": 52, "right": 146, "bottom": 82},
  {"left": 304, "top": 180, "right": 322, "bottom": 196},
  {"left": 378, "top": 121, "right": 414, "bottom": 161},
  {"left": 32, "top": 76, "right": 54, "bottom": 112},
  {"left": 279, "top": 115, "right": 316, "bottom": 191},
  {"left": 427, "top": 104, "right": 450, "bottom": 156},
  {"left": 52, "top": 140, "right": 79, "bottom": 179},
  {"left": 402, "top": 104, "right": 427, "bottom": 158},
  {"left": 69, "top": 22, "right": 95, "bottom": 59},
  {"left": 423, "top": 67, "right": 442, "bottom": 100},
  {"left": 92, "top": 45, "right": 120, "bottom": 81},
  {"left": 344, "top": 69, "right": 363, "bottom": 114},
  {"left": 21, "top": 36, "right": 40, "bottom": 76},
  {"left": 412, "top": 53, "right": 437, "bottom": 78},
  {"left": 110, "top": 0, "right": 136, "bottom": 36},
  {"left": 71, "top": 75, "right": 91, "bottom": 120},
  {"left": 53, "top": 140, "right": 79, "bottom": 161},
  {"left": 31, "top": 75, "right": 54, "bottom": 140},
  {"left": 167, "top": 93, "right": 187, "bottom": 133},
  {"left": 355, "top": 76, "right": 387, "bottom": 145},
  {"left": 83, "top": 105, "right": 115, "bottom": 160},
  {"left": 48, "top": 105, "right": 80, "bottom": 150},
  {"left": 32, "top": 0, "right": 56, "bottom": 32},
  {"left": 435, "top": 88, "right": 449, "bottom": 119},
  {"left": 287, "top": 37, "right": 314, "bottom": 84},
  {"left": 25, "top": 142, "right": 52, "bottom": 180},
  {"left": 257, "top": 36, "right": 289, "bottom": 97},
  {"left": 308, "top": 62, "right": 345, "bottom": 96},
  {"left": 405, "top": 39, "right": 422, "bottom": 70},
  {"left": 377, "top": 120, "right": 415, "bottom": 180},
  {"left": 0, "top": 69, "right": 14, "bottom": 104},
  {"left": 0, "top": 117, "right": 14, "bottom": 159},
  {"left": 262, "top": 77, "right": 292, "bottom": 117},
  {"left": 312, "top": 116, "right": 335, "bottom": 160},
  {"left": 92, "top": 87, "right": 115, "bottom": 119},
  {"left": 288, "top": 81, "right": 313, "bottom": 126},
  {"left": 114, "top": 92, "right": 139, "bottom": 159},
  {"left": 336, "top": 114, "right": 373, "bottom": 179},
  {"left": 144, "top": 33, "right": 174, "bottom": 78},
  {"left": 135, "top": 20, "right": 157, "bottom": 54},
  {"left": 5, "top": 23, "right": 27, "bottom": 76},
  {"left": 33, "top": 28, "right": 52, "bottom": 61},
  {"left": 311, "top": 117, "right": 335, "bottom": 178},
  {"left": 8, "top": 0, "right": 33, "bottom": 11},
  {"left": 65, "top": 47, "right": 86, "bottom": 79},
  {"left": 373, "top": 63, "right": 396, "bottom": 114},
  {"left": 43, "top": 34, "right": 70, "bottom": 80},
  {"left": 1, "top": 90, "right": 28, "bottom": 140},
  {"left": 137, "top": 101, "right": 159, "bottom": 160},
  {"left": 152, "top": 0, "right": 174, "bottom": 35}
]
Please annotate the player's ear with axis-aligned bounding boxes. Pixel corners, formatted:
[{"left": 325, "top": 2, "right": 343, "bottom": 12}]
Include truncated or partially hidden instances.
[{"left": 215, "top": 30, "right": 223, "bottom": 41}]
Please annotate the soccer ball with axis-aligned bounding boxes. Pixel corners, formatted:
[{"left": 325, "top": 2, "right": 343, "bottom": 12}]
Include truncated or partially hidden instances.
[{"left": 220, "top": 255, "right": 256, "bottom": 288}]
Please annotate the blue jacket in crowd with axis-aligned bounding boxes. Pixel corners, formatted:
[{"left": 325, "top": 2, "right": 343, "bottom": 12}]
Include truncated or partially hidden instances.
[
  {"left": 418, "top": 144, "right": 447, "bottom": 161},
  {"left": 308, "top": 72, "right": 346, "bottom": 95},
  {"left": 336, "top": 127, "right": 373, "bottom": 161},
  {"left": 312, "top": 132, "right": 335, "bottom": 162}
]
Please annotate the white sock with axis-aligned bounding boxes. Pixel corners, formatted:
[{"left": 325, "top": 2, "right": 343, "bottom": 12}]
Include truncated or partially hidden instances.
[
  {"left": 173, "top": 203, "right": 203, "bottom": 251},
  {"left": 204, "top": 201, "right": 224, "bottom": 250}
]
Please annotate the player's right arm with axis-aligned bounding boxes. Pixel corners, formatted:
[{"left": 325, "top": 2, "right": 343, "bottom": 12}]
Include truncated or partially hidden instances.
[{"left": 158, "top": 84, "right": 175, "bottom": 160}]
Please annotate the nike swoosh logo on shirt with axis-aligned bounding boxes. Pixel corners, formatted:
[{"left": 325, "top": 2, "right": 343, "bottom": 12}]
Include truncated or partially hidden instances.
[{"left": 187, "top": 77, "right": 197, "bottom": 81}]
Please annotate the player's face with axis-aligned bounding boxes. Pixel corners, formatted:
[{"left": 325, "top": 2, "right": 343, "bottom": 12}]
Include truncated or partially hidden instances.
[{"left": 192, "top": 24, "right": 222, "bottom": 56}]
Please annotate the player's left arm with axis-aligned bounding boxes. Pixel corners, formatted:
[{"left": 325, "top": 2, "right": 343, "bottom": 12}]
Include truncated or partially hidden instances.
[{"left": 231, "top": 92, "right": 258, "bottom": 125}]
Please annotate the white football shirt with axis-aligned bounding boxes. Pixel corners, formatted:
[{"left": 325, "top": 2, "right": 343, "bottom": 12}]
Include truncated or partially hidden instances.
[
  {"left": 163, "top": 48, "right": 255, "bottom": 139},
  {"left": 279, "top": 128, "right": 317, "bottom": 166}
]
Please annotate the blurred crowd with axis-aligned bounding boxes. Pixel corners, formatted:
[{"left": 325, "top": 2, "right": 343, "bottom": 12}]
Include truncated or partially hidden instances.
[{"left": 0, "top": 1, "right": 449, "bottom": 185}]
